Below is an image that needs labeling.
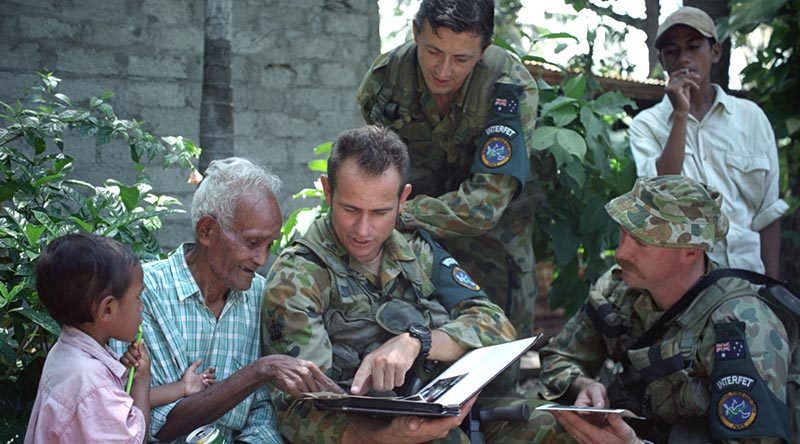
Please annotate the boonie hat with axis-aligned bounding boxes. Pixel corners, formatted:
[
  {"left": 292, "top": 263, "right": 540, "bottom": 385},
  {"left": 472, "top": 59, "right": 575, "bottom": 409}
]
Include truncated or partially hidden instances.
[
  {"left": 605, "top": 175, "right": 728, "bottom": 251},
  {"left": 655, "top": 6, "right": 718, "bottom": 49}
]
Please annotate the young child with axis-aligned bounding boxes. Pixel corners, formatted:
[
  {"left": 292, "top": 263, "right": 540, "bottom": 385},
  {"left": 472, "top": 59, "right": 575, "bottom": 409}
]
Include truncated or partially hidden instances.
[{"left": 25, "top": 233, "right": 151, "bottom": 443}]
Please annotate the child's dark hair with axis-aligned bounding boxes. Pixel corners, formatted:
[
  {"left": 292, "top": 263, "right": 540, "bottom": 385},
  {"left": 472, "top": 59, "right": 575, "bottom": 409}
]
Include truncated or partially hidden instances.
[{"left": 35, "top": 232, "right": 140, "bottom": 326}]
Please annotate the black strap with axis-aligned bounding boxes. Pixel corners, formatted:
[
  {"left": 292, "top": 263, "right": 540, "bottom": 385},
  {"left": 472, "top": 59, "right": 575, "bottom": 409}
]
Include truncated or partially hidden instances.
[{"left": 630, "top": 269, "right": 794, "bottom": 352}]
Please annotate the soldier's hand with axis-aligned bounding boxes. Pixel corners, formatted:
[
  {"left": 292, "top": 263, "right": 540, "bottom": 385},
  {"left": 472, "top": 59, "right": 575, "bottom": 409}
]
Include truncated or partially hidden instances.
[
  {"left": 573, "top": 378, "right": 609, "bottom": 408},
  {"left": 260, "top": 355, "right": 344, "bottom": 398},
  {"left": 552, "top": 411, "right": 641, "bottom": 444},
  {"left": 351, "top": 333, "right": 420, "bottom": 395},
  {"left": 665, "top": 67, "right": 700, "bottom": 116},
  {"left": 384, "top": 395, "right": 476, "bottom": 443}
]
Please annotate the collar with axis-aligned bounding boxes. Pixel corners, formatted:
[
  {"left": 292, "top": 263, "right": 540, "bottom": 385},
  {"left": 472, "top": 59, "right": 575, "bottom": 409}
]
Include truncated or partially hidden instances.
[
  {"left": 60, "top": 325, "right": 128, "bottom": 379},
  {"left": 168, "top": 243, "right": 247, "bottom": 304}
]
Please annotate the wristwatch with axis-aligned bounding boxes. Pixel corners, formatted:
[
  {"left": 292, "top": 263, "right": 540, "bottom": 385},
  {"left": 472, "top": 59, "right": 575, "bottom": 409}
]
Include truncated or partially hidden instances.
[{"left": 407, "top": 324, "right": 432, "bottom": 362}]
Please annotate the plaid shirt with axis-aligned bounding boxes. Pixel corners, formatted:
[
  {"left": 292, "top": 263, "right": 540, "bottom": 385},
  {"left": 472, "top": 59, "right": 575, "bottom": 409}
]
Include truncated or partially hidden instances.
[{"left": 111, "top": 244, "right": 282, "bottom": 443}]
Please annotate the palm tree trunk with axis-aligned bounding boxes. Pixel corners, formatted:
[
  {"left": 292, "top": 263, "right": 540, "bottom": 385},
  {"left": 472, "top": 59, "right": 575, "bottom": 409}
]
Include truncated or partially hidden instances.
[{"left": 199, "top": 0, "right": 234, "bottom": 173}]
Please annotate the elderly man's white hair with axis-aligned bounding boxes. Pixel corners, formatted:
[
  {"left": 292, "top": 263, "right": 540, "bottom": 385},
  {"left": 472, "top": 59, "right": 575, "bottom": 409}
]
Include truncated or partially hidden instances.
[{"left": 191, "top": 157, "right": 282, "bottom": 229}]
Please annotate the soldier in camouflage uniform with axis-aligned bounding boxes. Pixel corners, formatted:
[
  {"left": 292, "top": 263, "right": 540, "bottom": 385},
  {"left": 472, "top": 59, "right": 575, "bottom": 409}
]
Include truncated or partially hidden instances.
[
  {"left": 262, "top": 126, "right": 569, "bottom": 444},
  {"left": 538, "top": 175, "right": 795, "bottom": 443},
  {"left": 356, "top": 0, "right": 543, "bottom": 338}
]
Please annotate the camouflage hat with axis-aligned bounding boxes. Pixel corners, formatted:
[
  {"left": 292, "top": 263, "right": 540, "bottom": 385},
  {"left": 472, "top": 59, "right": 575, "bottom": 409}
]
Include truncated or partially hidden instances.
[
  {"left": 655, "top": 6, "right": 718, "bottom": 49},
  {"left": 605, "top": 175, "right": 729, "bottom": 251}
]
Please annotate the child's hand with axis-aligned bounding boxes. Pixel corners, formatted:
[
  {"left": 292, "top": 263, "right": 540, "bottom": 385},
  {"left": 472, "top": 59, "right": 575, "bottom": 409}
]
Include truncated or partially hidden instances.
[
  {"left": 181, "top": 360, "right": 216, "bottom": 397},
  {"left": 122, "top": 340, "right": 151, "bottom": 381}
]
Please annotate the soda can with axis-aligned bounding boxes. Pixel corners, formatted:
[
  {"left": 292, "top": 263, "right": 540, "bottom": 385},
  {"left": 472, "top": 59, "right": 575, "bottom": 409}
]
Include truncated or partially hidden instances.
[{"left": 186, "top": 425, "right": 226, "bottom": 444}]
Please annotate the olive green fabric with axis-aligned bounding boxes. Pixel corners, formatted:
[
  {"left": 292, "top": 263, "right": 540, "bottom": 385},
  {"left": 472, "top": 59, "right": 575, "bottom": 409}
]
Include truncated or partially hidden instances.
[{"left": 356, "top": 41, "right": 544, "bottom": 338}]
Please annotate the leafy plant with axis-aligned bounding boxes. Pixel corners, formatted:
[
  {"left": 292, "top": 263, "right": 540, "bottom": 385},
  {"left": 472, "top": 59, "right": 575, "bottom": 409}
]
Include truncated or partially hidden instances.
[
  {"left": 0, "top": 73, "right": 199, "bottom": 439},
  {"left": 531, "top": 73, "right": 637, "bottom": 314}
]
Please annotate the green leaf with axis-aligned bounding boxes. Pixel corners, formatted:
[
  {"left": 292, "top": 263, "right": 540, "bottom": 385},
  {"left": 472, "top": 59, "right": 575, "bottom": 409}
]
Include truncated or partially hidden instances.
[
  {"left": 11, "top": 306, "right": 61, "bottom": 337},
  {"left": 591, "top": 91, "right": 635, "bottom": 116},
  {"left": 25, "top": 133, "right": 47, "bottom": 155},
  {"left": 24, "top": 224, "right": 45, "bottom": 247},
  {"left": 563, "top": 160, "right": 586, "bottom": 188},
  {"left": 53, "top": 93, "right": 72, "bottom": 106},
  {"left": 68, "top": 216, "right": 94, "bottom": 232},
  {"left": 541, "top": 96, "right": 577, "bottom": 117},
  {"left": 562, "top": 74, "right": 587, "bottom": 99},
  {"left": 555, "top": 128, "right": 587, "bottom": 160},
  {"left": 550, "top": 222, "right": 580, "bottom": 266},
  {"left": 119, "top": 185, "right": 140, "bottom": 212},
  {"left": 313, "top": 142, "right": 332, "bottom": 156},
  {"left": 550, "top": 108, "right": 578, "bottom": 127},
  {"left": 308, "top": 159, "right": 328, "bottom": 173},
  {"left": 531, "top": 126, "right": 557, "bottom": 151}
]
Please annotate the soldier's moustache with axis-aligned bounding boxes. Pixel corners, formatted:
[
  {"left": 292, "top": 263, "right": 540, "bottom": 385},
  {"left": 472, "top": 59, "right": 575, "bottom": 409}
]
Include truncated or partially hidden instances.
[{"left": 616, "top": 258, "right": 642, "bottom": 278}]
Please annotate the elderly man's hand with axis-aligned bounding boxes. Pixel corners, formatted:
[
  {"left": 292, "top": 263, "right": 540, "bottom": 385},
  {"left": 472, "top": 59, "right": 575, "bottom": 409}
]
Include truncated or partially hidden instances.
[
  {"left": 351, "top": 333, "right": 420, "bottom": 395},
  {"left": 552, "top": 411, "right": 641, "bottom": 444},
  {"left": 259, "top": 355, "right": 344, "bottom": 398}
]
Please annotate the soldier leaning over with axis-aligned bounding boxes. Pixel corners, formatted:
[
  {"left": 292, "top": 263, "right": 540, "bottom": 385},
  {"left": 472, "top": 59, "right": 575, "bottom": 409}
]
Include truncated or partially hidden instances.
[
  {"left": 262, "top": 126, "right": 569, "bottom": 444},
  {"left": 357, "top": 0, "right": 544, "bottom": 338},
  {"left": 539, "top": 175, "right": 795, "bottom": 444}
]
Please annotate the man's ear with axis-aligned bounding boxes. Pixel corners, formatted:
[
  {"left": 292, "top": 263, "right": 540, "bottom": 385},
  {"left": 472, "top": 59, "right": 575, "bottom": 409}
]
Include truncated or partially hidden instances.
[
  {"left": 94, "top": 295, "right": 118, "bottom": 323},
  {"left": 710, "top": 41, "right": 722, "bottom": 64},
  {"left": 321, "top": 174, "right": 333, "bottom": 206},
  {"left": 195, "top": 215, "right": 218, "bottom": 247},
  {"left": 398, "top": 183, "right": 412, "bottom": 208}
]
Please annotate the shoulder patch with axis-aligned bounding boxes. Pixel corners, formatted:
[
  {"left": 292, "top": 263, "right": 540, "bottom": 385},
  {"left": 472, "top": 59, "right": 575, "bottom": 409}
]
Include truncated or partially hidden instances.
[
  {"left": 441, "top": 257, "right": 459, "bottom": 268},
  {"left": 718, "top": 390, "right": 757, "bottom": 430},
  {"left": 715, "top": 339, "right": 746, "bottom": 361},
  {"left": 481, "top": 136, "right": 512, "bottom": 168},
  {"left": 493, "top": 96, "right": 519, "bottom": 114},
  {"left": 452, "top": 266, "right": 480, "bottom": 291}
]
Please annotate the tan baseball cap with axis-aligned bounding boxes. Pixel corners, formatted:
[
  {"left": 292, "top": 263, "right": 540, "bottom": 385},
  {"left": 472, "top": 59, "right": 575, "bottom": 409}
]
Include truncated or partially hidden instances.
[{"left": 655, "top": 6, "right": 718, "bottom": 49}]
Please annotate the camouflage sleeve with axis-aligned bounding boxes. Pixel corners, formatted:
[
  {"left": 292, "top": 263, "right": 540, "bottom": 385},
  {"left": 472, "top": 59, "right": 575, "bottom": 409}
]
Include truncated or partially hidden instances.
[
  {"left": 261, "top": 249, "right": 355, "bottom": 443},
  {"left": 409, "top": 235, "right": 516, "bottom": 350},
  {"left": 696, "top": 296, "right": 789, "bottom": 444},
  {"left": 355, "top": 52, "right": 389, "bottom": 123},
  {"left": 538, "top": 271, "right": 618, "bottom": 401},
  {"left": 399, "top": 57, "right": 538, "bottom": 239}
]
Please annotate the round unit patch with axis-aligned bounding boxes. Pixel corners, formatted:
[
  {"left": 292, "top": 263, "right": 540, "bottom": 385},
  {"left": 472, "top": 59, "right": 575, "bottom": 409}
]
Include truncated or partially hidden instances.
[
  {"left": 481, "top": 136, "right": 512, "bottom": 168},
  {"left": 452, "top": 267, "right": 480, "bottom": 291},
  {"left": 717, "top": 391, "right": 757, "bottom": 431}
]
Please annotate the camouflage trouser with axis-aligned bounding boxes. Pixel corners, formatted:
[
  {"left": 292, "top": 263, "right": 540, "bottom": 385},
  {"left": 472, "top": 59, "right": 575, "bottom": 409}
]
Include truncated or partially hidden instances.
[
  {"left": 433, "top": 397, "right": 575, "bottom": 444},
  {"left": 441, "top": 235, "right": 538, "bottom": 339}
]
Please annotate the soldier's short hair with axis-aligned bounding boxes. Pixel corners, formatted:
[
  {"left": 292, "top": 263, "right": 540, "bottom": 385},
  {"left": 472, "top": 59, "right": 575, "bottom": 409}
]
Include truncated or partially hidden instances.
[
  {"left": 327, "top": 125, "right": 409, "bottom": 196},
  {"left": 36, "top": 232, "right": 140, "bottom": 326},
  {"left": 191, "top": 157, "right": 282, "bottom": 230},
  {"left": 605, "top": 175, "right": 729, "bottom": 251},
  {"left": 413, "top": 0, "right": 495, "bottom": 49}
]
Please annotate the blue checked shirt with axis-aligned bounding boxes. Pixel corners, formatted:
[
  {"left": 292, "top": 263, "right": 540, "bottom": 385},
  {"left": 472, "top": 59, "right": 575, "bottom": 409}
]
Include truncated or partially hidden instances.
[{"left": 111, "top": 244, "right": 282, "bottom": 443}]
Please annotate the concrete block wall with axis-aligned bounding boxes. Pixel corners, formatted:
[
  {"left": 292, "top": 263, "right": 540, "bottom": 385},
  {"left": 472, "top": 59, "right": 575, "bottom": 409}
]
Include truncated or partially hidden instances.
[{"left": 0, "top": 0, "right": 381, "bottom": 248}]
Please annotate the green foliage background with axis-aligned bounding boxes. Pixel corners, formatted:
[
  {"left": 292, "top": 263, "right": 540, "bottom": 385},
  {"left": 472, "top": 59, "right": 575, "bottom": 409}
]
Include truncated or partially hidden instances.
[{"left": 0, "top": 74, "right": 198, "bottom": 440}]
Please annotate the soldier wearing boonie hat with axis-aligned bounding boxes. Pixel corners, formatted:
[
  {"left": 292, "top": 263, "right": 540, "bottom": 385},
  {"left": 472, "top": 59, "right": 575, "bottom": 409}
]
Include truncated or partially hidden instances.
[
  {"left": 539, "top": 174, "right": 794, "bottom": 444},
  {"left": 605, "top": 174, "right": 729, "bottom": 251}
]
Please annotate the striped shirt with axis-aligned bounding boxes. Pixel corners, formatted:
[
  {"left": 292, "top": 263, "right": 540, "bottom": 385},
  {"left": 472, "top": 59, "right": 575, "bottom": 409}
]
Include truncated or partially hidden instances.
[{"left": 111, "top": 244, "right": 282, "bottom": 443}]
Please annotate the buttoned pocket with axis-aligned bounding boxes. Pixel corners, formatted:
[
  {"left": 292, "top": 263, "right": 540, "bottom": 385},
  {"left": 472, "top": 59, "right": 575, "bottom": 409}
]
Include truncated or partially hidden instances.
[{"left": 725, "top": 153, "right": 769, "bottom": 208}]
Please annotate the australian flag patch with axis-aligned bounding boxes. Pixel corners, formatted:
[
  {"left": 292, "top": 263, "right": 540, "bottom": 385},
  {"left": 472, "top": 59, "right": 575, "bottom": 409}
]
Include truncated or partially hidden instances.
[
  {"left": 715, "top": 339, "right": 746, "bottom": 361},
  {"left": 493, "top": 96, "right": 518, "bottom": 115}
]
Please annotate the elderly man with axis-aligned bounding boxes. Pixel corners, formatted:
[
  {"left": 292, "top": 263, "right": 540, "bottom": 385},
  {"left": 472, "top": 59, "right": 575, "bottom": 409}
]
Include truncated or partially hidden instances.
[
  {"left": 114, "top": 158, "right": 339, "bottom": 443},
  {"left": 356, "top": 0, "right": 543, "bottom": 338},
  {"left": 539, "top": 175, "right": 794, "bottom": 443},
  {"left": 263, "top": 126, "right": 563, "bottom": 444},
  {"left": 629, "top": 6, "right": 788, "bottom": 277}
]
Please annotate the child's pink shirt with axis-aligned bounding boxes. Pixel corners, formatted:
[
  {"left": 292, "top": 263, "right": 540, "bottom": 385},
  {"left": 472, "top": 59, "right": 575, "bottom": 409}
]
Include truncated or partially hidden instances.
[{"left": 25, "top": 325, "right": 145, "bottom": 443}]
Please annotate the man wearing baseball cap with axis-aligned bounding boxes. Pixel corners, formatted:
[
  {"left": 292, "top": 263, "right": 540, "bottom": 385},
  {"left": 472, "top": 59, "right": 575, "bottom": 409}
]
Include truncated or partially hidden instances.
[
  {"left": 629, "top": 6, "right": 788, "bottom": 279},
  {"left": 538, "top": 175, "right": 794, "bottom": 443}
]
